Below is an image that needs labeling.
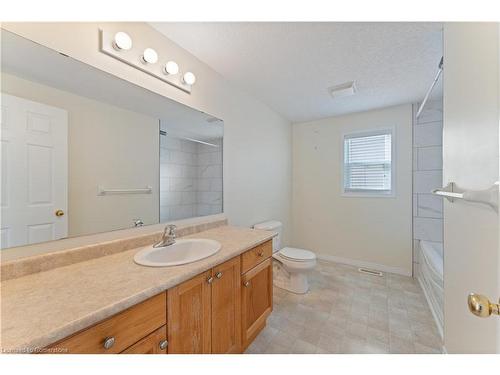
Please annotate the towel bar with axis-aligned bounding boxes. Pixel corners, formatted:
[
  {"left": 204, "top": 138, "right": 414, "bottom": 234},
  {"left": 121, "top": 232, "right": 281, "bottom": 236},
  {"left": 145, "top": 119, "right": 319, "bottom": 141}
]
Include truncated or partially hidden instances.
[{"left": 97, "top": 186, "right": 153, "bottom": 196}]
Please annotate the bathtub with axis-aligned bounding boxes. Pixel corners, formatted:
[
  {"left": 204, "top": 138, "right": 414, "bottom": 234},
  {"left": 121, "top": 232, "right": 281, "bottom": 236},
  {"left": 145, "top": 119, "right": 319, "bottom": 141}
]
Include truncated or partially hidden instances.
[{"left": 417, "top": 240, "right": 444, "bottom": 338}]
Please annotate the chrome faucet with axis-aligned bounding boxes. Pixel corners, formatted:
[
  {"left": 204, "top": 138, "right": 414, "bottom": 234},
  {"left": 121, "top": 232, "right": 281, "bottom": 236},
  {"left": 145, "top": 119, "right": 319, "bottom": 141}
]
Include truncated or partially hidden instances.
[
  {"left": 153, "top": 224, "right": 177, "bottom": 248},
  {"left": 133, "top": 219, "right": 144, "bottom": 227}
]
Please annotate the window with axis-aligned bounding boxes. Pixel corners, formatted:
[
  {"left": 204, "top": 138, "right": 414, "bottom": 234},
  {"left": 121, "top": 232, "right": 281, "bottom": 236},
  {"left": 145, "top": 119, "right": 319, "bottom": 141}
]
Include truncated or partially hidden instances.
[{"left": 342, "top": 129, "right": 394, "bottom": 196}]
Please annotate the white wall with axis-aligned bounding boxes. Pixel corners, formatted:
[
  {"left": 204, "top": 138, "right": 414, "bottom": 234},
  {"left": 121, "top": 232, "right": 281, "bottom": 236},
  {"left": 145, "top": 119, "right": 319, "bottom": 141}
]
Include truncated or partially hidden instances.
[
  {"left": 292, "top": 104, "right": 413, "bottom": 275},
  {"left": 1, "top": 72, "right": 160, "bottom": 237},
  {"left": 1, "top": 22, "right": 292, "bottom": 245}
]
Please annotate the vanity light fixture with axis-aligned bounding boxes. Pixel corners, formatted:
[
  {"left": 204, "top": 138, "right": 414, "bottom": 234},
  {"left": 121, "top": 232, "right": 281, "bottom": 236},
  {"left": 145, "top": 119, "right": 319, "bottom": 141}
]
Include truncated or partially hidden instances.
[
  {"left": 183, "top": 72, "right": 196, "bottom": 85},
  {"left": 100, "top": 28, "right": 195, "bottom": 93},
  {"left": 113, "top": 32, "right": 133, "bottom": 51},
  {"left": 164, "top": 61, "right": 179, "bottom": 75},
  {"left": 141, "top": 48, "right": 158, "bottom": 64}
]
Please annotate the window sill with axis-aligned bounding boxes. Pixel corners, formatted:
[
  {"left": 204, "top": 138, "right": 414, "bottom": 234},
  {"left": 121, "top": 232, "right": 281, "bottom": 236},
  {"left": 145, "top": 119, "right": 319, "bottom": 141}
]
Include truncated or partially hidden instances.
[{"left": 341, "top": 190, "right": 395, "bottom": 198}]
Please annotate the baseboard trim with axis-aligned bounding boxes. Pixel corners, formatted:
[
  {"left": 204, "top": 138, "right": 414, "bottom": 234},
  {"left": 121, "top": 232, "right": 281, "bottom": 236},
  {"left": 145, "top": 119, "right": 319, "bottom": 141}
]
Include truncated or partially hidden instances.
[{"left": 316, "top": 253, "right": 412, "bottom": 277}]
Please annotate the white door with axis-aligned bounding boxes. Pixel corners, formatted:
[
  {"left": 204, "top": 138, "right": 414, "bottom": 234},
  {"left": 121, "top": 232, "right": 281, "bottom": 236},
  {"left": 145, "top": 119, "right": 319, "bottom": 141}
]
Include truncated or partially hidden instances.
[
  {"left": 443, "top": 23, "right": 499, "bottom": 353},
  {"left": 1, "top": 93, "right": 68, "bottom": 249}
]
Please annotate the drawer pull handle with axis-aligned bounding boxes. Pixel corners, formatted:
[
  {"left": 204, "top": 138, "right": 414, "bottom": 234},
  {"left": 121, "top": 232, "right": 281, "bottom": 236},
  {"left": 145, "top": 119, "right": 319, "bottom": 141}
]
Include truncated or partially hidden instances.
[
  {"left": 207, "top": 276, "right": 214, "bottom": 284},
  {"left": 103, "top": 336, "right": 115, "bottom": 350},
  {"left": 159, "top": 339, "right": 168, "bottom": 350},
  {"left": 215, "top": 271, "right": 223, "bottom": 279},
  {"left": 244, "top": 281, "right": 250, "bottom": 287}
]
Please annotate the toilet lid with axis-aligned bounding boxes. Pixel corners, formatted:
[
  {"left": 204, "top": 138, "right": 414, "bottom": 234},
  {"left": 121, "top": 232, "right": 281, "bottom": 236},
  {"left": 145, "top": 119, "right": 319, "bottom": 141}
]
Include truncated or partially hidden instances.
[{"left": 279, "top": 247, "right": 316, "bottom": 262}]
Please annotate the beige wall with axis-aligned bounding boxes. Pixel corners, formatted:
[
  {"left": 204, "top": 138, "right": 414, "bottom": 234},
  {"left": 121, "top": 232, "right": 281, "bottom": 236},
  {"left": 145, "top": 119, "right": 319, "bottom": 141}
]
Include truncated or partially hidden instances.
[
  {"left": 1, "top": 22, "right": 292, "bottom": 244},
  {"left": 2, "top": 72, "right": 160, "bottom": 237},
  {"left": 292, "top": 104, "right": 413, "bottom": 275}
]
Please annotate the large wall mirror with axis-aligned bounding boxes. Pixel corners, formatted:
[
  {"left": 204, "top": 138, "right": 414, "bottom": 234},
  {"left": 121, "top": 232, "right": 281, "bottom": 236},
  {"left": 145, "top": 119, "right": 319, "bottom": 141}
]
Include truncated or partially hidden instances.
[{"left": 0, "top": 30, "right": 223, "bottom": 251}]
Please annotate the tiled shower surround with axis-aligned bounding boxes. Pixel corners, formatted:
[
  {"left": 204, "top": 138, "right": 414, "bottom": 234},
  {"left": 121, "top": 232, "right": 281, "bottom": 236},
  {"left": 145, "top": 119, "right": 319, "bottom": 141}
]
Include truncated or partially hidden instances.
[
  {"left": 412, "top": 99, "right": 443, "bottom": 269},
  {"left": 160, "top": 136, "right": 223, "bottom": 222}
]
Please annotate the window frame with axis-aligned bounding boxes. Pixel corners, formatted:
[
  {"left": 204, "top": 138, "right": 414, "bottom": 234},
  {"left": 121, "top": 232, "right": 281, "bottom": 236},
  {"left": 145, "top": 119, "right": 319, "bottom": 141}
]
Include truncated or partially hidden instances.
[{"left": 341, "top": 127, "right": 396, "bottom": 198}]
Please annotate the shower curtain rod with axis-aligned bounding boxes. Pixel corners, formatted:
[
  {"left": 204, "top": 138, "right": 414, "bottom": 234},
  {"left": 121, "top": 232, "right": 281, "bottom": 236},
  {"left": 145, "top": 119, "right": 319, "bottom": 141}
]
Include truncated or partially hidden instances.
[
  {"left": 416, "top": 56, "right": 444, "bottom": 119},
  {"left": 159, "top": 129, "right": 220, "bottom": 148}
]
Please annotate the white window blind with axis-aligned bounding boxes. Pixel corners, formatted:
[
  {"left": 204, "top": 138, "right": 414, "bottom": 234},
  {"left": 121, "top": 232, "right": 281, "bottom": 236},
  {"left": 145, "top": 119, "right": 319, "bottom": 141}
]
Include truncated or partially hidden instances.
[{"left": 343, "top": 131, "right": 392, "bottom": 193}]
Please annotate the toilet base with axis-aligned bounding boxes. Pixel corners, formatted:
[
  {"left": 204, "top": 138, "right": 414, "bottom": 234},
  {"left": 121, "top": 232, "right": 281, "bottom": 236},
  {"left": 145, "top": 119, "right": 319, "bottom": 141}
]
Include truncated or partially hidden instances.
[{"left": 273, "top": 261, "right": 310, "bottom": 294}]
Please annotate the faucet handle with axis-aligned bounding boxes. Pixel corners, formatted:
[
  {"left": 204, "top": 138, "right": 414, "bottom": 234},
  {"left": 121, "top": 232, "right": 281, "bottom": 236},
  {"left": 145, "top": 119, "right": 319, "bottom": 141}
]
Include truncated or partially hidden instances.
[{"left": 165, "top": 224, "right": 177, "bottom": 236}]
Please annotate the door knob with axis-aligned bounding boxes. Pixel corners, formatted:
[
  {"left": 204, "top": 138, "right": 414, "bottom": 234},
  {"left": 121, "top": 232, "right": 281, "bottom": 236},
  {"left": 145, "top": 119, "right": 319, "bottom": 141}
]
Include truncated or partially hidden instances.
[
  {"left": 468, "top": 293, "right": 500, "bottom": 318},
  {"left": 55, "top": 209, "right": 65, "bottom": 217}
]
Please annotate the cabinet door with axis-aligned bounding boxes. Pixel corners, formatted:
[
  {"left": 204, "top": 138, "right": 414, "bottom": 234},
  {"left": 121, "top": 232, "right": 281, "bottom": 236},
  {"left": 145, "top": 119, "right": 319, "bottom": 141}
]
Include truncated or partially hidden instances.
[
  {"left": 167, "top": 271, "right": 212, "bottom": 354},
  {"left": 211, "top": 257, "right": 242, "bottom": 354},
  {"left": 241, "top": 258, "right": 273, "bottom": 350},
  {"left": 122, "top": 326, "right": 167, "bottom": 354}
]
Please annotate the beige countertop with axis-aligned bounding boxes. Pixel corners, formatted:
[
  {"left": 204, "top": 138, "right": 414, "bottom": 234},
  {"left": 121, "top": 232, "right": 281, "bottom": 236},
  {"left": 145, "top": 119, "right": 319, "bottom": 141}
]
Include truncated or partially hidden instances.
[{"left": 0, "top": 225, "right": 275, "bottom": 351}]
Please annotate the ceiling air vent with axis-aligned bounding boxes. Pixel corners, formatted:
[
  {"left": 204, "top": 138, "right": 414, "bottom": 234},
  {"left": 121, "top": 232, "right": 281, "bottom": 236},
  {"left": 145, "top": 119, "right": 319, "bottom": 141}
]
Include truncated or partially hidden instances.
[{"left": 329, "top": 81, "right": 357, "bottom": 99}]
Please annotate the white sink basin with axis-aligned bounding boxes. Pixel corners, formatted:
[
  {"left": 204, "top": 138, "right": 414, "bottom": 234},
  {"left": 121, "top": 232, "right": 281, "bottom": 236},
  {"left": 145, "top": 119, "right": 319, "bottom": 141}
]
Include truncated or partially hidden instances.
[{"left": 133, "top": 239, "right": 221, "bottom": 267}]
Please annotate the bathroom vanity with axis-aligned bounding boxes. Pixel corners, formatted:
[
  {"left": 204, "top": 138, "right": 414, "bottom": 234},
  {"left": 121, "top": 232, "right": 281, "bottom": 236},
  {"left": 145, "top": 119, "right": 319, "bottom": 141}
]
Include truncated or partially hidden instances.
[{"left": 0, "top": 225, "right": 274, "bottom": 354}]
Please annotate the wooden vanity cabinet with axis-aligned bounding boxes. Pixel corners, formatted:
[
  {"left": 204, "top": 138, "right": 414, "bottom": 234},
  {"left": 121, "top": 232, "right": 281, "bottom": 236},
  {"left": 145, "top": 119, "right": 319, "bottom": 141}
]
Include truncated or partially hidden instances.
[
  {"left": 48, "top": 292, "right": 167, "bottom": 354},
  {"left": 241, "top": 257, "right": 273, "bottom": 350},
  {"left": 241, "top": 240, "right": 273, "bottom": 274},
  {"left": 167, "top": 257, "right": 242, "bottom": 354},
  {"left": 122, "top": 326, "right": 167, "bottom": 354},
  {"left": 45, "top": 240, "right": 273, "bottom": 354},
  {"left": 211, "top": 256, "right": 241, "bottom": 354},
  {"left": 167, "top": 270, "right": 212, "bottom": 354}
]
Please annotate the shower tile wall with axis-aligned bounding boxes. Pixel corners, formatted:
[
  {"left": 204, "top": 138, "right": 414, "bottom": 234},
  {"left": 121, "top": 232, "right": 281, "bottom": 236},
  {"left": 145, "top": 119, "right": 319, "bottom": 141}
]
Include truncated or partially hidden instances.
[
  {"left": 412, "top": 99, "right": 443, "bottom": 269},
  {"left": 196, "top": 139, "right": 223, "bottom": 217},
  {"left": 160, "top": 136, "right": 222, "bottom": 222}
]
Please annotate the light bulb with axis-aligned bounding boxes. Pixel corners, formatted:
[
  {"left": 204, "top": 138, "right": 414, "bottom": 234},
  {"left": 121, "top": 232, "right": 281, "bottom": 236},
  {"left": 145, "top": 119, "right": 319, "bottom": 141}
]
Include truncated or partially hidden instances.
[
  {"left": 164, "top": 61, "right": 179, "bottom": 75},
  {"left": 183, "top": 72, "right": 196, "bottom": 85},
  {"left": 113, "top": 32, "right": 132, "bottom": 51},
  {"left": 141, "top": 48, "right": 158, "bottom": 64}
]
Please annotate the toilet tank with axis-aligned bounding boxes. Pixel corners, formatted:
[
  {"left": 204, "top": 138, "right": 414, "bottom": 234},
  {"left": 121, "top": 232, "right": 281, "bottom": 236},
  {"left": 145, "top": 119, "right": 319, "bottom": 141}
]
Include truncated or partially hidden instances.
[{"left": 253, "top": 220, "right": 282, "bottom": 253}]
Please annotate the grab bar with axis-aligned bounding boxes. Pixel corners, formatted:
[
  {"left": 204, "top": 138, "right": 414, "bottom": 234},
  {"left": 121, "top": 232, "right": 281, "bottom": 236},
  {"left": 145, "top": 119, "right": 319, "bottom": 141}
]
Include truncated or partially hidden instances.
[
  {"left": 432, "top": 182, "right": 499, "bottom": 211},
  {"left": 97, "top": 186, "right": 153, "bottom": 196}
]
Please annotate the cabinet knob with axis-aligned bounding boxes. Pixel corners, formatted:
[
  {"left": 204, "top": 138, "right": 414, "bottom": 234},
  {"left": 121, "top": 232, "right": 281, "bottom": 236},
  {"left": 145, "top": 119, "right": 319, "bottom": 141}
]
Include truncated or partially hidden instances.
[
  {"left": 159, "top": 339, "right": 168, "bottom": 350},
  {"left": 243, "top": 281, "right": 250, "bottom": 287},
  {"left": 207, "top": 276, "right": 214, "bottom": 284},
  {"left": 103, "top": 336, "right": 115, "bottom": 350},
  {"left": 257, "top": 252, "right": 264, "bottom": 257},
  {"left": 215, "top": 271, "right": 223, "bottom": 279}
]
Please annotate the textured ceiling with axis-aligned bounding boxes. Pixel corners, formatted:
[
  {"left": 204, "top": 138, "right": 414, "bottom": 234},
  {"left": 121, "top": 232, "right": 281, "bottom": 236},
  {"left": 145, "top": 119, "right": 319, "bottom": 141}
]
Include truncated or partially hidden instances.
[{"left": 151, "top": 22, "right": 443, "bottom": 123}]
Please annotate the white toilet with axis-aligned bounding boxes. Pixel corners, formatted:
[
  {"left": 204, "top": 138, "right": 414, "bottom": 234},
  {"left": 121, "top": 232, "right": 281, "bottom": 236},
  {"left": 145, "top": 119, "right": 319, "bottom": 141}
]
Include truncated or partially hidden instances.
[{"left": 253, "top": 220, "right": 316, "bottom": 294}]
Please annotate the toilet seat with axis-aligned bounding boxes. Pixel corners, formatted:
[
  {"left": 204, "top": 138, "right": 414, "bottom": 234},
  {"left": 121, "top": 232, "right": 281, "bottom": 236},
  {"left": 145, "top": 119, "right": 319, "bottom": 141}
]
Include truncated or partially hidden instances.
[{"left": 279, "top": 247, "right": 316, "bottom": 262}]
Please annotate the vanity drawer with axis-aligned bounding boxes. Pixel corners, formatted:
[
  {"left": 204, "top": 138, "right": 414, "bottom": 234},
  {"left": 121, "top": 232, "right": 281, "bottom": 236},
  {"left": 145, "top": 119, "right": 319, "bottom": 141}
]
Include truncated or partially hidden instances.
[
  {"left": 241, "top": 240, "right": 272, "bottom": 274},
  {"left": 49, "top": 292, "right": 166, "bottom": 354}
]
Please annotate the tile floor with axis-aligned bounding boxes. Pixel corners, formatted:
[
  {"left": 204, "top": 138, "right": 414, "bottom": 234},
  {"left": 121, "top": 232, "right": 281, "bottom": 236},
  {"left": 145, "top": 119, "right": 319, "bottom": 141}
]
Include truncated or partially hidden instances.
[{"left": 245, "top": 260, "right": 443, "bottom": 354}]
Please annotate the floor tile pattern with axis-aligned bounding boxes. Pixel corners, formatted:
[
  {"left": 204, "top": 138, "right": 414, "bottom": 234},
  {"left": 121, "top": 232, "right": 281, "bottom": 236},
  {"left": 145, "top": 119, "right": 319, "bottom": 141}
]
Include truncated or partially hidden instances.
[{"left": 246, "top": 260, "right": 442, "bottom": 354}]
